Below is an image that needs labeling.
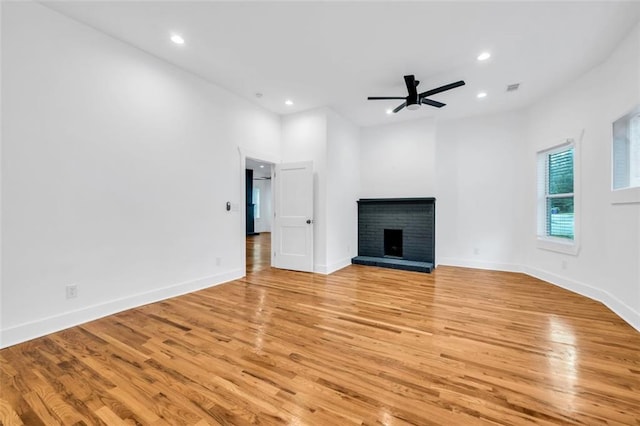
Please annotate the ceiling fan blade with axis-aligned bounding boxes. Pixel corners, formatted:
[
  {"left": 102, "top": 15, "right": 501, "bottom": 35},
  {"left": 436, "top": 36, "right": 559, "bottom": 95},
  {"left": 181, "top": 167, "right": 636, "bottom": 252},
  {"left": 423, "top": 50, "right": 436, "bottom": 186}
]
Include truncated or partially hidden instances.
[
  {"left": 419, "top": 80, "right": 466, "bottom": 98},
  {"left": 393, "top": 102, "right": 407, "bottom": 113},
  {"left": 404, "top": 75, "right": 418, "bottom": 98},
  {"left": 421, "top": 98, "right": 446, "bottom": 108},
  {"left": 367, "top": 96, "right": 407, "bottom": 100}
]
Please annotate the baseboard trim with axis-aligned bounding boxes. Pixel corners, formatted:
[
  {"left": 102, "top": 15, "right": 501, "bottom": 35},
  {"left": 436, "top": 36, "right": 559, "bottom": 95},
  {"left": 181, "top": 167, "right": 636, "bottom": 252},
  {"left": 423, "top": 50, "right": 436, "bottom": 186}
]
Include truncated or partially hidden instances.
[
  {"left": 0, "top": 269, "right": 243, "bottom": 349},
  {"left": 3, "top": 261, "right": 638, "bottom": 348},
  {"left": 438, "top": 258, "right": 639, "bottom": 332},
  {"left": 314, "top": 258, "right": 353, "bottom": 275},
  {"left": 314, "top": 264, "right": 328, "bottom": 274},
  {"left": 523, "top": 266, "right": 640, "bottom": 332},
  {"left": 326, "top": 257, "right": 352, "bottom": 274},
  {"left": 438, "top": 257, "right": 523, "bottom": 273}
]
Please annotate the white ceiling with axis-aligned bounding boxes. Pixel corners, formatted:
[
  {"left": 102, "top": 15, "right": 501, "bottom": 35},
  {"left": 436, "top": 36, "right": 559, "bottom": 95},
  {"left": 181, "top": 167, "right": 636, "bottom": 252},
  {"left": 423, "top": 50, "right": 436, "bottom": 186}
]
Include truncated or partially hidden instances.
[
  {"left": 246, "top": 158, "right": 272, "bottom": 179},
  {"left": 43, "top": 1, "right": 640, "bottom": 127}
]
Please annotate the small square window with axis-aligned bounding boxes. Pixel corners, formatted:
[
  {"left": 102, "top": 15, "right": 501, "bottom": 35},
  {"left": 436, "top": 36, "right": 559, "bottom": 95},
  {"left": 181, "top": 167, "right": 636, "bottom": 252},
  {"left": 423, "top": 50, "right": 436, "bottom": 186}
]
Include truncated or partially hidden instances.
[{"left": 612, "top": 105, "right": 640, "bottom": 190}]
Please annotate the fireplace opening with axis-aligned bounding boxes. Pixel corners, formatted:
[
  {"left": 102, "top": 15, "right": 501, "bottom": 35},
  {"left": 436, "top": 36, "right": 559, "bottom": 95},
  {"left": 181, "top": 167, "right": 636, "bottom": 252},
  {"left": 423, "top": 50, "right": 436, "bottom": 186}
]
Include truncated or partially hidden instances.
[{"left": 384, "top": 229, "right": 403, "bottom": 258}]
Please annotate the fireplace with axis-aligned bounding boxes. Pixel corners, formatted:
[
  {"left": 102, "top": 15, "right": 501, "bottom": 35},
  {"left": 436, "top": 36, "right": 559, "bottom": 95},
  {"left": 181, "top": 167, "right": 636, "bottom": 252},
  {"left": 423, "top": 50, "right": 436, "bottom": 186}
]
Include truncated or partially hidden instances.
[
  {"left": 384, "top": 229, "right": 403, "bottom": 258},
  {"left": 352, "top": 198, "right": 435, "bottom": 273}
]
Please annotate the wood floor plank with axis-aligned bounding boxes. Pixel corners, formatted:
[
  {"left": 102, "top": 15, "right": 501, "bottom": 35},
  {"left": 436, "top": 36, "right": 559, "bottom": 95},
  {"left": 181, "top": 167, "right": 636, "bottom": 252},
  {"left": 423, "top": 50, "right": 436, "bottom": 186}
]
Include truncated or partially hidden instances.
[
  {"left": 0, "top": 397, "right": 25, "bottom": 426},
  {"left": 1, "top": 257, "right": 639, "bottom": 425}
]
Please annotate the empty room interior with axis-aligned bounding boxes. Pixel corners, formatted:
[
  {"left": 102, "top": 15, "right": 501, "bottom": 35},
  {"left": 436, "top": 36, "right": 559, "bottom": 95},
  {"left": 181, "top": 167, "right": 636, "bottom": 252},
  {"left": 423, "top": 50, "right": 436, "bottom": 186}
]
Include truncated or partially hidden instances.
[{"left": 2, "top": 1, "right": 640, "bottom": 425}]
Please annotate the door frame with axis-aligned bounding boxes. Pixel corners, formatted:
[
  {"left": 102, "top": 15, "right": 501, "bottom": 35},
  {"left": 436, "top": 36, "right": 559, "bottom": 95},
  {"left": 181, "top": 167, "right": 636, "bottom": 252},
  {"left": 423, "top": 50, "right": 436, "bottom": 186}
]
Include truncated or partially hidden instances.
[{"left": 239, "top": 148, "right": 279, "bottom": 276}]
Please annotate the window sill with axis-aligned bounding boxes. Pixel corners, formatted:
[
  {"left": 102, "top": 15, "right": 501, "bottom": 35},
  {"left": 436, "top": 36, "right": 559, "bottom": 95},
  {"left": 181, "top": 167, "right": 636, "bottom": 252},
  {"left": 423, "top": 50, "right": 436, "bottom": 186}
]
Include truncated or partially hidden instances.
[
  {"left": 611, "top": 187, "right": 640, "bottom": 205},
  {"left": 537, "top": 237, "right": 579, "bottom": 255}
]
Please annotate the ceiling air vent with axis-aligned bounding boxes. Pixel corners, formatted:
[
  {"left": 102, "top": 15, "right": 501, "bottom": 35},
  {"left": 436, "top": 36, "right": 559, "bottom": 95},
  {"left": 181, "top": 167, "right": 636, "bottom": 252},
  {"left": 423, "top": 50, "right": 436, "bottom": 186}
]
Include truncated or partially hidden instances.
[{"left": 506, "top": 83, "right": 520, "bottom": 92}]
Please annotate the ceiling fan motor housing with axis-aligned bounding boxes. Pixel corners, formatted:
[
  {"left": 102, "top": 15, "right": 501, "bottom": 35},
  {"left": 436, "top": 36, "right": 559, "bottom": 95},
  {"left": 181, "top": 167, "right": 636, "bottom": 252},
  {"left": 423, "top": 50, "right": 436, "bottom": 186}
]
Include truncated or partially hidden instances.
[
  {"left": 407, "top": 99, "right": 420, "bottom": 110},
  {"left": 367, "top": 75, "right": 466, "bottom": 113}
]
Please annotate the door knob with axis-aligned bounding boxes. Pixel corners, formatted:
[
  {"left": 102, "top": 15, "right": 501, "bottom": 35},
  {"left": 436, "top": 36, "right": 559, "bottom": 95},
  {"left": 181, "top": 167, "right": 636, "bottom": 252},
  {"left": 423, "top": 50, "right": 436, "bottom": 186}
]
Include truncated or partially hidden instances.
[{"left": 306, "top": 219, "right": 313, "bottom": 224}]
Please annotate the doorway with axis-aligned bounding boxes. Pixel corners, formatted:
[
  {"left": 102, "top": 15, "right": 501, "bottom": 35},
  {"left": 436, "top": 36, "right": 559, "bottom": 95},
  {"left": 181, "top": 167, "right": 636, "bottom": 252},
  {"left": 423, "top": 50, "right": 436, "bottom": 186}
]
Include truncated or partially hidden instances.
[{"left": 245, "top": 158, "right": 273, "bottom": 273}]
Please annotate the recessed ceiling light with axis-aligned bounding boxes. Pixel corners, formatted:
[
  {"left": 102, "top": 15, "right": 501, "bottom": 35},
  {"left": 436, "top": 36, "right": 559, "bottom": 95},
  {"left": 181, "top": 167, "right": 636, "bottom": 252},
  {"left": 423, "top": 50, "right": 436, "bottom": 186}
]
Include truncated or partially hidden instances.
[
  {"left": 386, "top": 109, "right": 393, "bottom": 115},
  {"left": 477, "top": 92, "right": 487, "bottom": 98},
  {"left": 170, "top": 34, "right": 185, "bottom": 45},
  {"left": 477, "top": 52, "right": 491, "bottom": 61},
  {"left": 285, "top": 100, "right": 294, "bottom": 106},
  {"left": 260, "top": 165, "right": 265, "bottom": 168},
  {"left": 255, "top": 92, "right": 263, "bottom": 98}
]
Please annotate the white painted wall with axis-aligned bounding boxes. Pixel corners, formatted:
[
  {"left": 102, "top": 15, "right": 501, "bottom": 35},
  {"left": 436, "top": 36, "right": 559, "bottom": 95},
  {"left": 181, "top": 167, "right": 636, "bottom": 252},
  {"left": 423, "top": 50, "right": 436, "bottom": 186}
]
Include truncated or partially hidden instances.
[
  {"left": 355, "top": 24, "right": 639, "bottom": 331},
  {"left": 326, "top": 109, "right": 360, "bottom": 273},
  {"left": 0, "top": 0, "right": 4, "bottom": 339},
  {"left": 281, "top": 107, "right": 360, "bottom": 274},
  {"left": 360, "top": 119, "right": 436, "bottom": 198},
  {"left": 359, "top": 114, "right": 525, "bottom": 270},
  {"left": 2, "top": 2, "right": 638, "bottom": 349},
  {"left": 1, "top": 3, "right": 281, "bottom": 347},
  {"left": 253, "top": 179, "right": 272, "bottom": 233},
  {"left": 523, "top": 23, "right": 640, "bottom": 330},
  {"left": 436, "top": 111, "right": 527, "bottom": 270},
  {"left": 281, "top": 109, "right": 328, "bottom": 272}
]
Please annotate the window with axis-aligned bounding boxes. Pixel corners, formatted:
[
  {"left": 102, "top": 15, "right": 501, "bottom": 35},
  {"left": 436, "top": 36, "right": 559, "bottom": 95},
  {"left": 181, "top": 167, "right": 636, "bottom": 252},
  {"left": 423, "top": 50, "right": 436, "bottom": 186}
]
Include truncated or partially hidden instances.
[
  {"left": 537, "top": 140, "right": 578, "bottom": 253},
  {"left": 613, "top": 106, "right": 640, "bottom": 190},
  {"left": 612, "top": 105, "right": 640, "bottom": 203}
]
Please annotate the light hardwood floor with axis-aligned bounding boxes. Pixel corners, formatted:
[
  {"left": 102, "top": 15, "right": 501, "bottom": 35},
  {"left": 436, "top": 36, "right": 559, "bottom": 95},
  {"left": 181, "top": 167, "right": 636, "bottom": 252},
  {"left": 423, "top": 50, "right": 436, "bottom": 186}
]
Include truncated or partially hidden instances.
[
  {"left": 246, "top": 233, "right": 271, "bottom": 274},
  {"left": 1, "top": 261, "right": 639, "bottom": 425}
]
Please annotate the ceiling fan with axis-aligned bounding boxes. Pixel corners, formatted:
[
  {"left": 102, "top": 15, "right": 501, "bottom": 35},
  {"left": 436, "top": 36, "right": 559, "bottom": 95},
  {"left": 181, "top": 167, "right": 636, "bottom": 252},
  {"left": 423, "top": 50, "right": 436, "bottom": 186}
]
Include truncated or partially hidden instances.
[{"left": 368, "top": 75, "right": 465, "bottom": 113}]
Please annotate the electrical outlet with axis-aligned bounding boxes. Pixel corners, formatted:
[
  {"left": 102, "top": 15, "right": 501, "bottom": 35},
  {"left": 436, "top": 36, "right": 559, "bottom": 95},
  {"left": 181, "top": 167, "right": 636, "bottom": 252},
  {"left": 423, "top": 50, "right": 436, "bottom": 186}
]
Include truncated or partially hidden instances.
[
  {"left": 66, "top": 285, "right": 78, "bottom": 299},
  {"left": 216, "top": 257, "right": 222, "bottom": 266},
  {"left": 473, "top": 248, "right": 480, "bottom": 255},
  {"left": 561, "top": 260, "right": 568, "bottom": 270}
]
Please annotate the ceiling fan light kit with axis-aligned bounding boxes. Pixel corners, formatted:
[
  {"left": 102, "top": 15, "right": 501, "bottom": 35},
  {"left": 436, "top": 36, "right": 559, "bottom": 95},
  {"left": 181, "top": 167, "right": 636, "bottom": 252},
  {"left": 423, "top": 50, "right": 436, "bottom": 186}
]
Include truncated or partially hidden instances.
[{"left": 368, "top": 75, "right": 465, "bottom": 113}]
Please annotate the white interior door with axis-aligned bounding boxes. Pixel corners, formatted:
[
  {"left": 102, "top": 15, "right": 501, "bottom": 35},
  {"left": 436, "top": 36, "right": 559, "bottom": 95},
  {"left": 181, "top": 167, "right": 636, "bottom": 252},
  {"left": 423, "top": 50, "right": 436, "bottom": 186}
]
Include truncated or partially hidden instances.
[{"left": 273, "top": 161, "right": 314, "bottom": 272}]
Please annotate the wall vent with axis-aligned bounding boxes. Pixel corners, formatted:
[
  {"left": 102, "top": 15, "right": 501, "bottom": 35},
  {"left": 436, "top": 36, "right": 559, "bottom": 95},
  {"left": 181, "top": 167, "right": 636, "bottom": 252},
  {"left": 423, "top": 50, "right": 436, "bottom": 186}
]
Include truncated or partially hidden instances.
[{"left": 506, "top": 83, "right": 520, "bottom": 92}]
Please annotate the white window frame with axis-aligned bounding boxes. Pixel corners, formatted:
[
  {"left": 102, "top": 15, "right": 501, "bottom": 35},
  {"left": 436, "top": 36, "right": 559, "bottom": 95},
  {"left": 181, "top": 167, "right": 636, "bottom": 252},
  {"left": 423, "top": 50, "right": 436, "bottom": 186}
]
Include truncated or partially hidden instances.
[
  {"left": 536, "top": 139, "right": 580, "bottom": 255},
  {"left": 611, "top": 105, "right": 640, "bottom": 204}
]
